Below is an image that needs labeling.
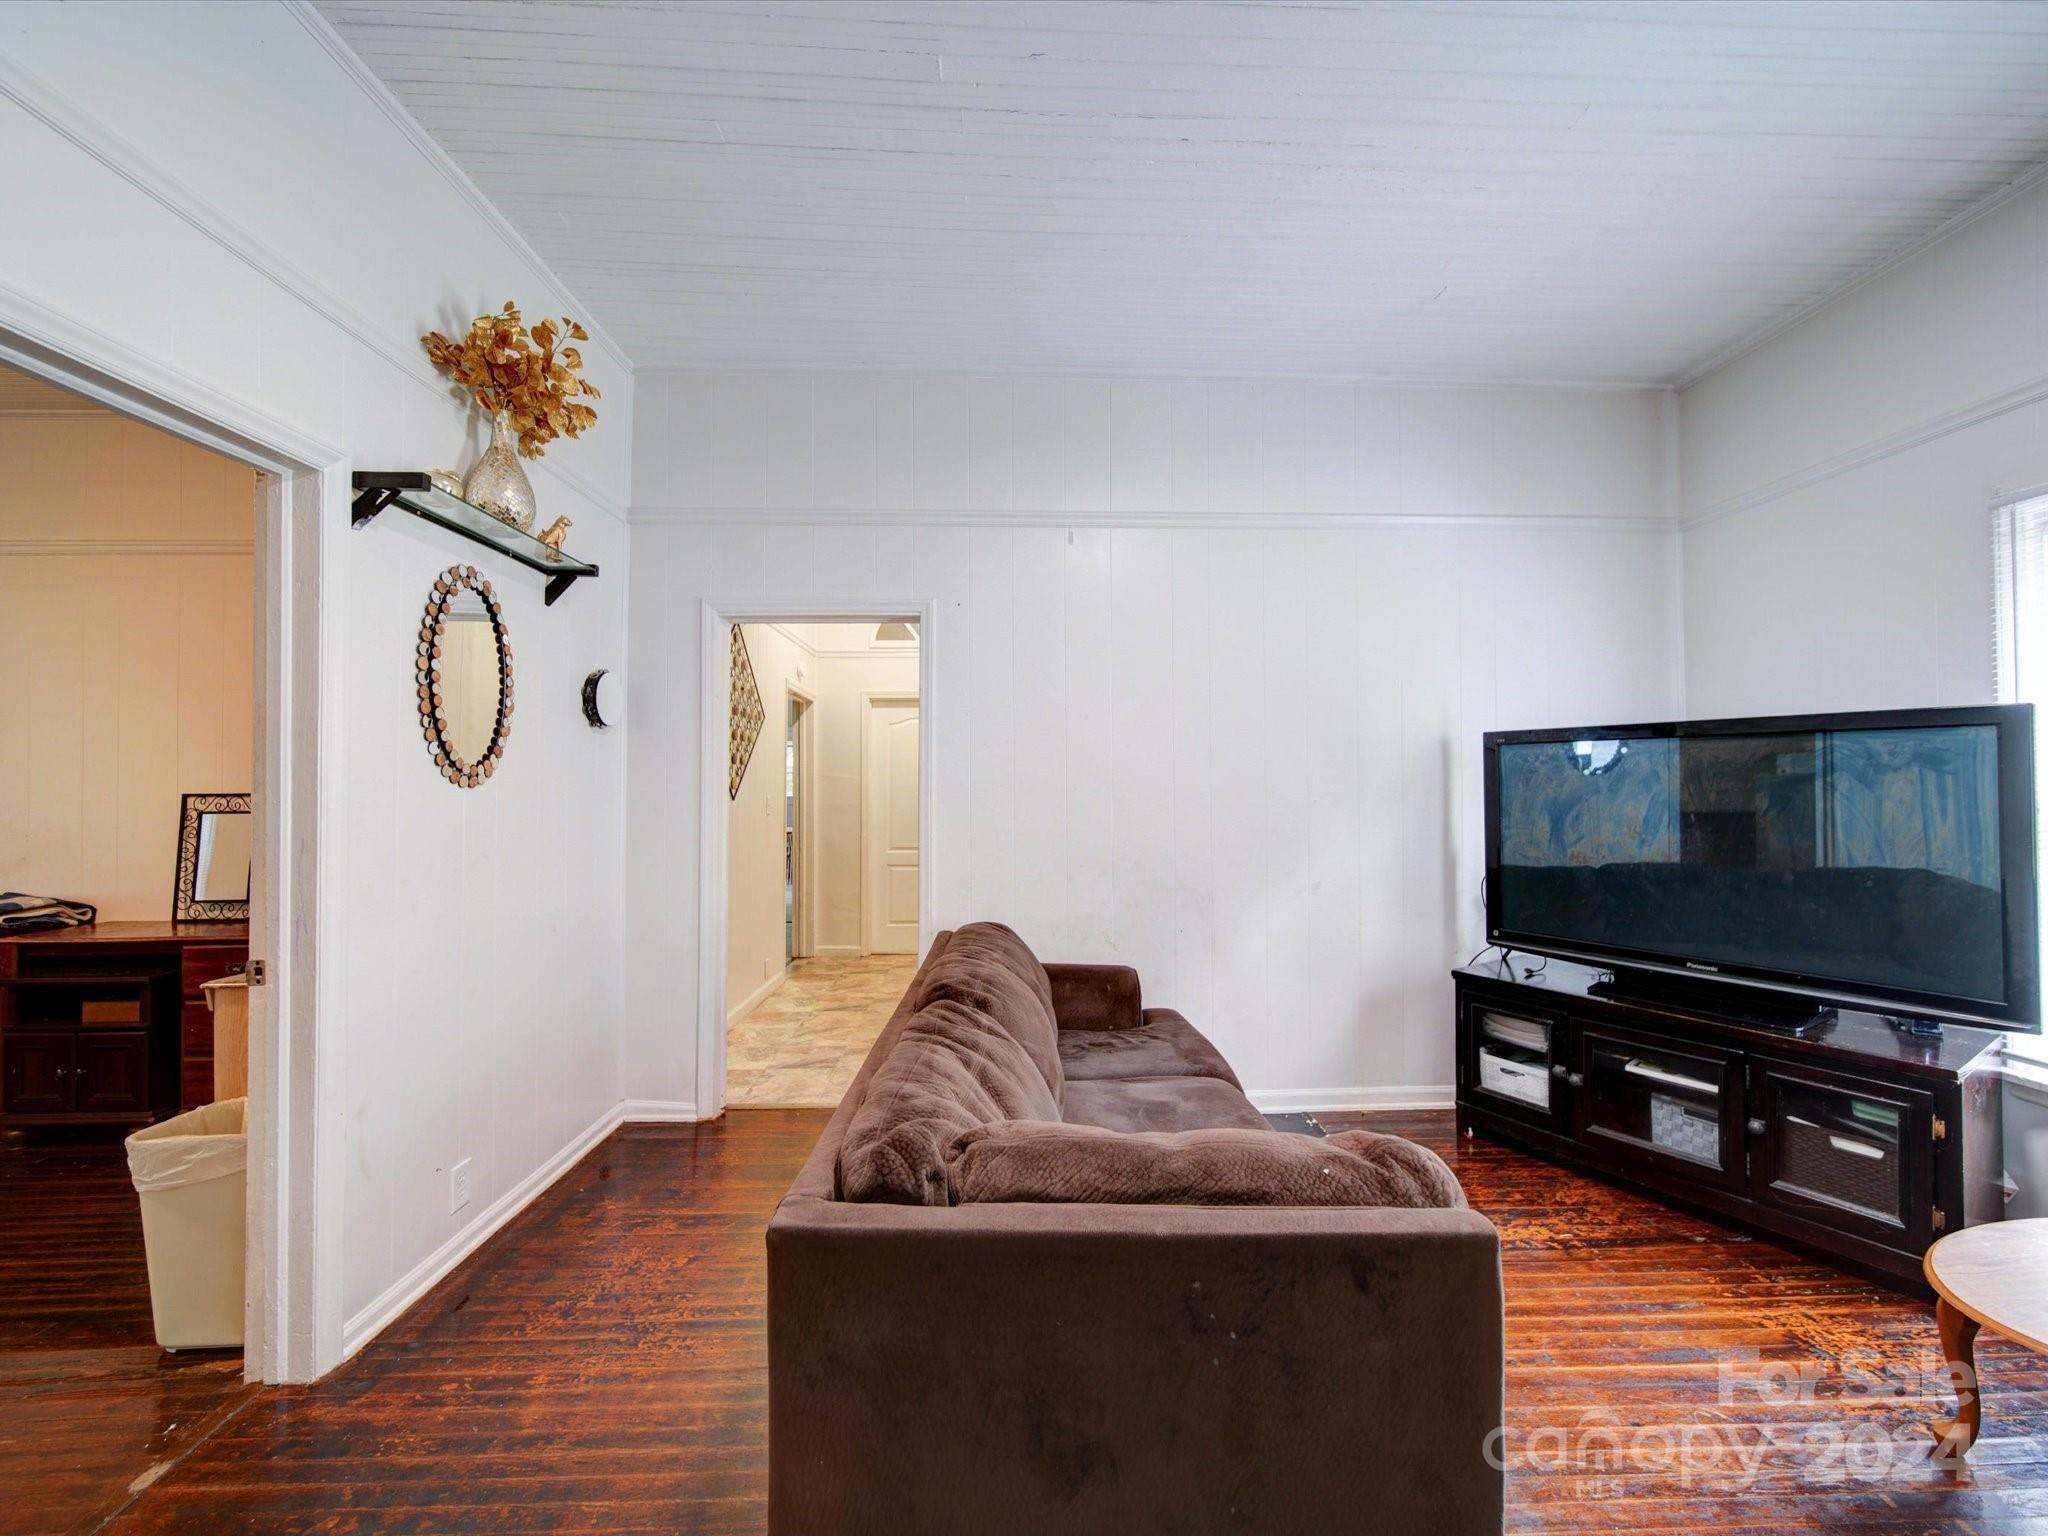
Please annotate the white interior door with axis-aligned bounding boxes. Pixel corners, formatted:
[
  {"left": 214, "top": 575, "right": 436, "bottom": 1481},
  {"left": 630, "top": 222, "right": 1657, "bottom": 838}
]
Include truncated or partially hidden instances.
[{"left": 863, "top": 697, "right": 920, "bottom": 954}]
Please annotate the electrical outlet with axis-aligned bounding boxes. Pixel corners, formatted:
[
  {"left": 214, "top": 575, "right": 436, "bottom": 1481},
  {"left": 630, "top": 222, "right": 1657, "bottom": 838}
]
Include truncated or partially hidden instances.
[{"left": 450, "top": 1157, "right": 471, "bottom": 1215}]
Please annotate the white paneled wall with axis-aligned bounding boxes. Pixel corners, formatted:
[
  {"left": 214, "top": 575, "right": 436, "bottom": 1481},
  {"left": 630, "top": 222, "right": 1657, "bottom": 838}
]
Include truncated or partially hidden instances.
[
  {"left": 0, "top": 3, "right": 632, "bottom": 1371},
  {"left": 626, "top": 372, "right": 1680, "bottom": 1108},
  {"left": 1680, "top": 177, "right": 2048, "bottom": 718},
  {"left": 634, "top": 373, "right": 1673, "bottom": 525},
  {"left": 0, "top": 412, "right": 256, "bottom": 918}
]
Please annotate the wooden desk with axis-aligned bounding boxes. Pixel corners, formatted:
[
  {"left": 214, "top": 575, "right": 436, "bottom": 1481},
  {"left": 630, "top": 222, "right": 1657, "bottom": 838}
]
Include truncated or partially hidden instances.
[
  {"left": 0, "top": 921, "right": 247, "bottom": 1127},
  {"left": 1924, "top": 1218, "right": 2048, "bottom": 1459}
]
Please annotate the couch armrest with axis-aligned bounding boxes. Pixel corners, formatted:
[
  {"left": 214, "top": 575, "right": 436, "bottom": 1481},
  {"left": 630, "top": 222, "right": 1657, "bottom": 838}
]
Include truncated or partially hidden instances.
[
  {"left": 1044, "top": 963, "right": 1142, "bottom": 1031},
  {"left": 768, "top": 1198, "right": 1505, "bottom": 1534}
]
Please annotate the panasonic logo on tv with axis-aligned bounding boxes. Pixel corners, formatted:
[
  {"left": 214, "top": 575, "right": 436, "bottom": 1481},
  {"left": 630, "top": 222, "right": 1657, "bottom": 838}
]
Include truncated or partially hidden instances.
[{"left": 1685, "top": 962, "right": 1720, "bottom": 973}]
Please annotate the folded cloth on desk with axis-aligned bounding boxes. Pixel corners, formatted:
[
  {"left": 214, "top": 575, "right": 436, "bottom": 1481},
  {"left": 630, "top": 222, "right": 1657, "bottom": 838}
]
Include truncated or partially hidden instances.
[
  {"left": 0, "top": 893, "right": 97, "bottom": 934},
  {"left": 1482, "top": 1016, "right": 1548, "bottom": 1053}
]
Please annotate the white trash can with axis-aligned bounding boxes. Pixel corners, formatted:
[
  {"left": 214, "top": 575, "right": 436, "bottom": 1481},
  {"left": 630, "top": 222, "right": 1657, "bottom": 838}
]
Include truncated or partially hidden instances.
[{"left": 125, "top": 1096, "right": 247, "bottom": 1351}]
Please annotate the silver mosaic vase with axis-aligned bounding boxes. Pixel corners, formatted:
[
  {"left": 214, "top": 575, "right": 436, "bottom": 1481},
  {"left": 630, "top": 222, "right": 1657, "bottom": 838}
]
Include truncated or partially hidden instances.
[{"left": 465, "top": 408, "right": 537, "bottom": 531}]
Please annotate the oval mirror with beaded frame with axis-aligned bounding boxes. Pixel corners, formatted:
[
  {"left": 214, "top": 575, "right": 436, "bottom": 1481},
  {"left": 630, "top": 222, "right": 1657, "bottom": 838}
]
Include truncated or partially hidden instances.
[{"left": 417, "top": 564, "right": 514, "bottom": 788}]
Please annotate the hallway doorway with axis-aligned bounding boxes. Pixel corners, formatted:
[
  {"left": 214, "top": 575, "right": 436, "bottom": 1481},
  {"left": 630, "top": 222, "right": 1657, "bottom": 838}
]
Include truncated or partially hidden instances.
[
  {"left": 724, "top": 955, "right": 919, "bottom": 1107},
  {"left": 721, "top": 618, "right": 923, "bottom": 1109}
]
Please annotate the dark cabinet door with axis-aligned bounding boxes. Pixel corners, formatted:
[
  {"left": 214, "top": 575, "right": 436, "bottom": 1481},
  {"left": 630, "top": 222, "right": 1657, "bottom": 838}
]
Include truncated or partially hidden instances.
[
  {"left": 1460, "top": 993, "right": 1570, "bottom": 1130},
  {"left": 5, "top": 1031, "right": 76, "bottom": 1115},
  {"left": 1748, "top": 1058, "right": 1934, "bottom": 1252},
  {"left": 75, "top": 1031, "right": 151, "bottom": 1116},
  {"left": 1573, "top": 1023, "right": 1747, "bottom": 1192}
]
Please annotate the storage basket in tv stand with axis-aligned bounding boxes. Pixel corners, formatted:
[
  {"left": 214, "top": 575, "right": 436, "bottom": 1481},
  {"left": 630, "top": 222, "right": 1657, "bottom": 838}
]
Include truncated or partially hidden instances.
[{"left": 1454, "top": 956, "right": 2007, "bottom": 1292}]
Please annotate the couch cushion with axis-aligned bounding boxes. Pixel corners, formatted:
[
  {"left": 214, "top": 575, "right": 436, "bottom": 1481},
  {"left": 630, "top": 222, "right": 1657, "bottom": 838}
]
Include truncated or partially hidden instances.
[
  {"left": 1043, "top": 963, "right": 1143, "bottom": 1032},
  {"left": 947, "top": 1122, "right": 1469, "bottom": 1209},
  {"left": 914, "top": 922, "right": 1063, "bottom": 1101},
  {"left": 837, "top": 999, "right": 1062, "bottom": 1205},
  {"left": 1057, "top": 1007, "right": 1240, "bottom": 1088},
  {"left": 1060, "top": 1074, "right": 1269, "bottom": 1135}
]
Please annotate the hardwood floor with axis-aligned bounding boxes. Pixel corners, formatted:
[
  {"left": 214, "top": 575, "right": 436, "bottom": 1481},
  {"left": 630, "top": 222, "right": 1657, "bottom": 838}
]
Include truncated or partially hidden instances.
[
  {"left": 0, "top": 1134, "right": 252, "bottom": 1536},
  {"left": 18, "top": 1109, "right": 2048, "bottom": 1533}
]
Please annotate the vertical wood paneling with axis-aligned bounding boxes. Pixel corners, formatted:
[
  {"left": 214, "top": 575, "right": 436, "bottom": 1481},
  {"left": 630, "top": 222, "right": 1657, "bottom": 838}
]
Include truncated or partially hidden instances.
[
  {"left": 1005, "top": 527, "right": 1069, "bottom": 944},
  {"left": 964, "top": 376, "right": 1014, "bottom": 513},
  {"left": 1062, "top": 380, "right": 1112, "bottom": 514},
  {"left": 874, "top": 376, "right": 915, "bottom": 509},
  {"left": 626, "top": 370, "right": 1678, "bottom": 1103},
  {"left": 911, "top": 376, "right": 971, "bottom": 511},
  {"left": 1109, "top": 380, "right": 1172, "bottom": 514},
  {"left": 1109, "top": 529, "right": 1174, "bottom": 995},
  {"left": 759, "top": 372, "right": 814, "bottom": 510},
  {"left": 1063, "top": 527, "right": 1113, "bottom": 950},
  {"left": 1010, "top": 378, "right": 1066, "bottom": 511},
  {"left": 1167, "top": 529, "right": 1217, "bottom": 1028},
  {"left": 0, "top": 415, "right": 256, "bottom": 921},
  {"left": 812, "top": 373, "right": 877, "bottom": 509}
]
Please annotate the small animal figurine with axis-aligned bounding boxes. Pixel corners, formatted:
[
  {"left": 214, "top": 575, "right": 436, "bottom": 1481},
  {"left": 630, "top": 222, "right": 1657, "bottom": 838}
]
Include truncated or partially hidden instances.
[{"left": 536, "top": 515, "right": 572, "bottom": 555}]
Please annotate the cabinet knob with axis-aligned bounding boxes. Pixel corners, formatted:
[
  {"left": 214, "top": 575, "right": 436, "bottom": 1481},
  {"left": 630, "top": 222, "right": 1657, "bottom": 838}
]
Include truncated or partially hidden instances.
[
  {"left": 1566, "top": 1071, "right": 1585, "bottom": 1088},
  {"left": 1747, "top": 1118, "right": 1766, "bottom": 1136},
  {"left": 1550, "top": 1064, "right": 1569, "bottom": 1078}
]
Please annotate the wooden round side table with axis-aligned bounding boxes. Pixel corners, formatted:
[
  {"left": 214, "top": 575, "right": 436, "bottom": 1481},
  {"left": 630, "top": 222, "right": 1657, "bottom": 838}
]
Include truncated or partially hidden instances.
[{"left": 1923, "top": 1218, "right": 2048, "bottom": 1460}]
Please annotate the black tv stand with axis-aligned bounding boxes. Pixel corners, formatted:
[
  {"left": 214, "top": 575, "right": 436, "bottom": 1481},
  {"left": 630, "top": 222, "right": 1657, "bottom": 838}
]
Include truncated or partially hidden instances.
[
  {"left": 1455, "top": 955, "right": 2005, "bottom": 1293},
  {"left": 1584, "top": 968, "right": 1836, "bottom": 1036},
  {"left": 1885, "top": 1014, "right": 1948, "bottom": 1040}
]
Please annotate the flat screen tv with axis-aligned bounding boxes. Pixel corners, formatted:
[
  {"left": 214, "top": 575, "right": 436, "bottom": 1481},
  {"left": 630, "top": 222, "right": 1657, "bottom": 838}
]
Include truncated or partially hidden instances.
[{"left": 1484, "top": 705, "right": 2040, "bottom": 1031}]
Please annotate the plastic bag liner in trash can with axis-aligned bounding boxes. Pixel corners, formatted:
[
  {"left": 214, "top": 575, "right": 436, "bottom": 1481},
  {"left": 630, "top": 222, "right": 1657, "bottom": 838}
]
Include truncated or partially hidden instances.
[{"left": 126, "top": 1097, "right": 247, "bottom": 1351}]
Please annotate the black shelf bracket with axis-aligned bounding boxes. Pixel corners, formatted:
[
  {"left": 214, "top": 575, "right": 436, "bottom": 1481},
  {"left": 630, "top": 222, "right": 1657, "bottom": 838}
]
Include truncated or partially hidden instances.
[
  {"left": 351, "top": 483, "right": 404, "bottom": 528},
  {"left": 349, "top": 471, "right": 599, "bottom": 607}
]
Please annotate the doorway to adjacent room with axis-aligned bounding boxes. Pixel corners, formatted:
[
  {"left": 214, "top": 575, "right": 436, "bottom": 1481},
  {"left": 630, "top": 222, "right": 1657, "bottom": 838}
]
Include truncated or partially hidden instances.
[
  {"left": 0, "top": 334, "right": 329, "bottom": 1531},
  {"left": 718, "top": 617, "right": 925, "bottom": 1109}
]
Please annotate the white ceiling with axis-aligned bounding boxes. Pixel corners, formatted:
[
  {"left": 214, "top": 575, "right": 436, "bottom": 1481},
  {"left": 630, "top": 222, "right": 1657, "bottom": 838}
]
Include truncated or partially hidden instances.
[{"left": 317, "top": 0, "right": 2048, "bottom": 385}]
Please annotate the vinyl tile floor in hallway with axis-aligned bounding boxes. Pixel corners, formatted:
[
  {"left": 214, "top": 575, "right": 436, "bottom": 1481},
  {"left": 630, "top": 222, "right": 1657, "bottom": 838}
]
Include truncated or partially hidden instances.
[{"left": 724, "top": 954, "right": 917, "bottom": 1107}]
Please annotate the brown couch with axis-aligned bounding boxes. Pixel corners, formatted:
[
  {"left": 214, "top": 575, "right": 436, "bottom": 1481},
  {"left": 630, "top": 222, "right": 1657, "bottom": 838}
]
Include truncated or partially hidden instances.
[{"left": 767, "top": 924, "right": 1506, "bottom": 1534}]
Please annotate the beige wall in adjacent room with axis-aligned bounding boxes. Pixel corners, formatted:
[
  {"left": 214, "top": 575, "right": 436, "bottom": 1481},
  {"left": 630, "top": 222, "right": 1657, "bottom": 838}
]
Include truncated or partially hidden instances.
[
  {"left": 726, "top": 622, "right": 918, "bottom": 1021},
  {"left": 0, "top": 401, "right": 256, "bottom": 920}
]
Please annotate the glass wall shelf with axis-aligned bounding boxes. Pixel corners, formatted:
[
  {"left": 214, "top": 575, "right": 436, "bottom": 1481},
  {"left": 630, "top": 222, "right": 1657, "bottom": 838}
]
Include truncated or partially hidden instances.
[{"left": 350, "top": 472, "right": 598, "bottom": 606}]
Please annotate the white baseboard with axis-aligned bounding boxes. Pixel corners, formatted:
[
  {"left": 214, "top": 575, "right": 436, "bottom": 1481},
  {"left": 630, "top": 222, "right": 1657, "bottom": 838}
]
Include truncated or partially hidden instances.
[
  {"left": 726, "top": 968, "right": 787, "bottom": 1026},
  {"left": 810, "top": 944, "right": 862, "bottom": 957},
  {"left": 1248, "top": 1086, "right": 1455, "bottom": 1114},
  {"left": 340, "top": 1099, "right": 627, "bottom": 1360},
  {"left": 619, "top": 1099, "right": 701, "bottom": 1122}
]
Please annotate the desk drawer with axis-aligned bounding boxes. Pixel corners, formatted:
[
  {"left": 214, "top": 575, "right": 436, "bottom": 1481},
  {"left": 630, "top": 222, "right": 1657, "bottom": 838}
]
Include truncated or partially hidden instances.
[{"left": 181, "top": 946, "right": 246, "bottom": 993}]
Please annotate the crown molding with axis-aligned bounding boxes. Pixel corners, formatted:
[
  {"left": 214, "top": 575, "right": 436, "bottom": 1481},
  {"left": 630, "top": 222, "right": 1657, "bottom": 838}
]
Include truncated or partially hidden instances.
[
  {"left": 630, "top": 504, "right": 1677, "bottom": 535},
  {"left": 0, "top": 45, "right": 626, "bottom": 524},
  {"left": 765, "top": 621, "right": 915, "bottom": 660},
  {"left": 1681, "top": 367, "right": 2048, "bottom": 533},
  {"left": 1672, "top": 159, "right": 2048, "bottom": 394},
  {"left": 281, "top": 0, "right": 634, "bottom": 381}
]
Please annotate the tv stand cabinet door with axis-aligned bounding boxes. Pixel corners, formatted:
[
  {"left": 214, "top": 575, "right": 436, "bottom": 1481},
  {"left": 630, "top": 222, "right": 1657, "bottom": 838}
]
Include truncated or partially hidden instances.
[
  {"left": 1458, "top": 990, "right": 1571, "bottom": 1132},
  {"left": 1747, "top": 1058, "right": 1934, "bottom": 1255},
  {"left": 1572, "top": 1022, "right": 1748, "bottom": 1192}
]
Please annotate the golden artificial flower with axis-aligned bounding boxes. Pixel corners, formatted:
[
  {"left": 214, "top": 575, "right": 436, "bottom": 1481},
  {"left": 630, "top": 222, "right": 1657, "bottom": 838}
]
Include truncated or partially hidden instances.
[{"left": 422, "top": 301, "right": 602, "bottom": 458}]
